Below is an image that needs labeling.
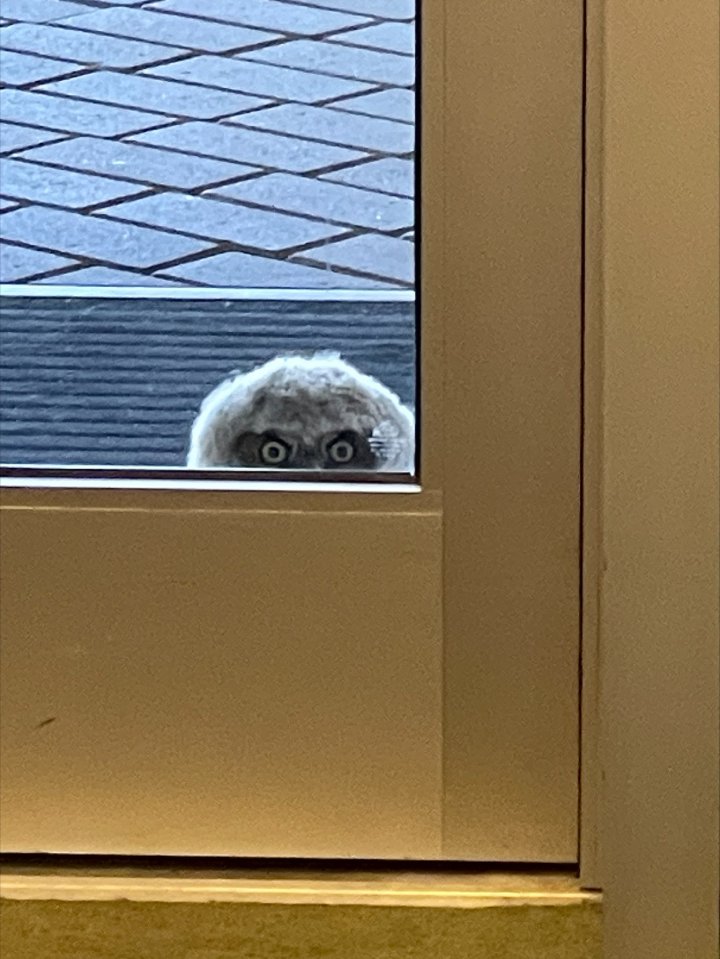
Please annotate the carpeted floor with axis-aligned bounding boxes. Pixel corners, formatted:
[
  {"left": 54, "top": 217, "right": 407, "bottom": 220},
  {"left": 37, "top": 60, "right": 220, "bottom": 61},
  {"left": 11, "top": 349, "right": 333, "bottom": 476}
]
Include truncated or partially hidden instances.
[{"left": 0, "top": 900, "right": 601, "bottom": 959}]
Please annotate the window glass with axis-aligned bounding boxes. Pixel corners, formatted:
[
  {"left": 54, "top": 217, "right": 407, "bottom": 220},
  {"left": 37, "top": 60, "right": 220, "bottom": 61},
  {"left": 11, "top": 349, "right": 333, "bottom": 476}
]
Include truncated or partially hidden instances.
[{"left": 0, "top": 0, "right": 417, "bottom": 477}]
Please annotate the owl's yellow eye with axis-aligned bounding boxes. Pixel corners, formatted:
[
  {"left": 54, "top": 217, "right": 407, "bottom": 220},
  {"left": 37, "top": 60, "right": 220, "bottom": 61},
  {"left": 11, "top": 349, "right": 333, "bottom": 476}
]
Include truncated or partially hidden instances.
[
  {"left": 259, "top": 437, "right": 291, "bottom": 466},
  {"left": 327, "top": 436, "right": 356, "bottom": 465}
]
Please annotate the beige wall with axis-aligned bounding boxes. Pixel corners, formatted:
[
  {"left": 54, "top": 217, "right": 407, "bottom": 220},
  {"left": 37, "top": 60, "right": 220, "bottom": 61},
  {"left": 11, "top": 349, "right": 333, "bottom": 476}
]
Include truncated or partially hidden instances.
[{"left": 597, "top": 0, "right": 719, "bottom": 956}]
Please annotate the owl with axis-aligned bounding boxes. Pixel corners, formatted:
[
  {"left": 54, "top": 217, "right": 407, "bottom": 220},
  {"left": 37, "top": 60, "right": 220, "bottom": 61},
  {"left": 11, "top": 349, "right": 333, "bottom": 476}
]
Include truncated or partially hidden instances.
[{"left": 186, "top": 353, "right": 415, "bottom": 473}]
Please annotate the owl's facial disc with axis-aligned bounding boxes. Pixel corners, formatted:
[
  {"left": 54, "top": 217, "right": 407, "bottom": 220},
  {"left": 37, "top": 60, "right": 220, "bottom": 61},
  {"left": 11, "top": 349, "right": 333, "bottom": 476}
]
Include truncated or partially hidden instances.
[{"left": 233, "top": 429, "right": 375, "bottom": 470}]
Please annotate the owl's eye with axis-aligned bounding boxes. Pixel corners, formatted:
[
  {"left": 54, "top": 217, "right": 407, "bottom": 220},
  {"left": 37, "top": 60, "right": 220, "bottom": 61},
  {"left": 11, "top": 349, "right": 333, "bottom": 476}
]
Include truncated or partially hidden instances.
[
  {"left": 326, "top": 434, "right": 356, "bottom": 465},
  {"left": 259, "top": 437, "right": 291, "bottom": 466}
]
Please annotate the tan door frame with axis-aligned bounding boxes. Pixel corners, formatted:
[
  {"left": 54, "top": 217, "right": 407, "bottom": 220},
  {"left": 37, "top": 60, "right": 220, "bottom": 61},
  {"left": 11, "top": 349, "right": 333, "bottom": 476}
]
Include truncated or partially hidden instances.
[
  {"left": 0, "top": 1, "right": 583, "bottom": 864},
  {"left": 583, "top": 0, "right": 719, "bottom": 953}
]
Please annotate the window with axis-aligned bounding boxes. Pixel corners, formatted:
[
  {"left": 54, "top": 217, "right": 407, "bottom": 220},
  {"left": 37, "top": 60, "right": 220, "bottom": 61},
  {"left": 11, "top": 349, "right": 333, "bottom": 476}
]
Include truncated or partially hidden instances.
[{"left": 0, "top": 0, "right": 418, "bottom": 480}]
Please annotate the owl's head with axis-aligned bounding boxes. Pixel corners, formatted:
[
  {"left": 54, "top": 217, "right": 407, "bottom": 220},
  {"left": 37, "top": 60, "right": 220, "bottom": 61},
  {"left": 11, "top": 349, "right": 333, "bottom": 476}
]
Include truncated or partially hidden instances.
[{"left": 187, "top": 353, "right": 415, "bottom": 472}]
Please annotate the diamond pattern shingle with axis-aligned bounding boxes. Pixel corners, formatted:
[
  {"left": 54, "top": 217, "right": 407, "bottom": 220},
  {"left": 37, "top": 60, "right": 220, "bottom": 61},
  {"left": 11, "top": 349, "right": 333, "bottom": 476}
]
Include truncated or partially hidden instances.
[
  {"left": 0, "top": 22, "right": 184, "bottom": 68},
  {"left": 57, "top": 7, "right": 279, "bottom": 54},
  {"left": 100, "top": 191, "right": 350, "bottom": 251},
  {"left": 0, "top": 0, "right": 416, "bottom": 288}
]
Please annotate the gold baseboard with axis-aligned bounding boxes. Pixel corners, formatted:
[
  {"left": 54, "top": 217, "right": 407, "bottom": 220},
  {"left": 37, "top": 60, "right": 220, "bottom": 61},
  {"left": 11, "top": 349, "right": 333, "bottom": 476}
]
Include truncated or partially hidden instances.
[{"left": 1, "top": 868, "right": 600, "bottom": 910}]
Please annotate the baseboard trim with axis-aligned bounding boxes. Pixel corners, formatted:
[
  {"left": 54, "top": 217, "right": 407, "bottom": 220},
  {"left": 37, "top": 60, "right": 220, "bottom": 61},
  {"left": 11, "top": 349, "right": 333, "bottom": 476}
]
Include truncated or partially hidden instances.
[{"left": 1, "top": 870, "right": 600, "bottom": 910}]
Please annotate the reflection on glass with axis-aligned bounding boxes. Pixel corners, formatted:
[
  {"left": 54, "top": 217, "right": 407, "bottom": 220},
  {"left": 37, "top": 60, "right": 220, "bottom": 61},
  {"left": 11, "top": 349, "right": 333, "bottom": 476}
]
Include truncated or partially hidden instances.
[{"left": 0, "top": 0, "right": 417, "bottom": 476}]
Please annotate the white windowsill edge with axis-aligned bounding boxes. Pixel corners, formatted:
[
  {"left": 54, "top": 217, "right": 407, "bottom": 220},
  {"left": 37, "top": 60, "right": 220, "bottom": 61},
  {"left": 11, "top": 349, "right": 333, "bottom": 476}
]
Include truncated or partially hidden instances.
[
  {"left": 0, "top": 285, "right": 416, "bottom": 302},
  {"left": 0, "top": 477, "right": 422, "bottom": 493}
]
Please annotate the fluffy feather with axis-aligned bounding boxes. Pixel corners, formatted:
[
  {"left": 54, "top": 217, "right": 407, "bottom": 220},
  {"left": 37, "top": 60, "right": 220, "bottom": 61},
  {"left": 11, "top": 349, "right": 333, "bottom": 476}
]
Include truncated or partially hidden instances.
[{"left": 187, "top": 353, "right": 415, "bottom": 472}]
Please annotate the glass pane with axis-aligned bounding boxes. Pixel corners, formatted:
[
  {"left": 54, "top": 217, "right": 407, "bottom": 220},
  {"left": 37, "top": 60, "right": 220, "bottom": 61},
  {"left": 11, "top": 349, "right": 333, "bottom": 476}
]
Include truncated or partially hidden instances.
[{"left": 0, "top": 0, "right": 417, "bottom": 478}]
